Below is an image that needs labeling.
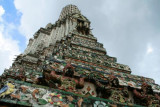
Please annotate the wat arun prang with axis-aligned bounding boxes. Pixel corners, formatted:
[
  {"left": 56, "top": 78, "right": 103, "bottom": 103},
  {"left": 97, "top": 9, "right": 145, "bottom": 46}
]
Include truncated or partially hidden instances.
[{"left": 0, "top": 5, "right": 160, "bottom": 107}]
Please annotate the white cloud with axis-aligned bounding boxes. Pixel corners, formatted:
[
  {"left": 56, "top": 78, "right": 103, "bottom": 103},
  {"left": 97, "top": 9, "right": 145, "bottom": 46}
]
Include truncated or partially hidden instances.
[
  {"left": 14, "top": 0, "right": 59, "bottom": 41},
  {"left": 0, "top": 5, "right": 20, "bottom": 75}
]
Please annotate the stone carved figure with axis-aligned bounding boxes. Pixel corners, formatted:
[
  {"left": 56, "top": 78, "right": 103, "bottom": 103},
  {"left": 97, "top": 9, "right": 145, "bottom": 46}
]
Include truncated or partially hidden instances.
[
  {"left": 108, "top": 72, "right": 119, "bottom": 87},
  {"left": 43, "top": 60, "right": 85, "bottom": 92},
  {"left": 133, "top": 78, "right": 155, "bottom": 106}
]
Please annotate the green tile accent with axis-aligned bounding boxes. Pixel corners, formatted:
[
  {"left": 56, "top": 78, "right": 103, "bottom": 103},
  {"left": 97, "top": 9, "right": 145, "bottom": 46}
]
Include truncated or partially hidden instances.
[{"left": 17, "top": 101, "right": 32, "bottom": 106}]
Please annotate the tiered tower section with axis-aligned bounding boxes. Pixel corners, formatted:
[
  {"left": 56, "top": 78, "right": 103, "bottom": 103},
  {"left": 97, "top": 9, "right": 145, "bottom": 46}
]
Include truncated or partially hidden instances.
[
  {"left": 0, "top": 5, "right": 160, "bottom": 107},
  {"left": 24, "top": 5, "right": 81, "bottom": 54}
]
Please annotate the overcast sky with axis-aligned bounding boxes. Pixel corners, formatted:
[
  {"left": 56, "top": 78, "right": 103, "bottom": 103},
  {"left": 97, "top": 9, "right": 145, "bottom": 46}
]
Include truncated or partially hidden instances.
[{"left": 0, "top": 0, "right": 160, "bottom": 85}]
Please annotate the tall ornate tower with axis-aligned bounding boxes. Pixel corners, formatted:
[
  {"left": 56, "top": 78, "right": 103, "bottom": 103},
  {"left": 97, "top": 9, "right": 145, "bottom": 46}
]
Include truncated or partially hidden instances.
[{"left": 0, "top": 5, "right": 160, "bottom": 107}]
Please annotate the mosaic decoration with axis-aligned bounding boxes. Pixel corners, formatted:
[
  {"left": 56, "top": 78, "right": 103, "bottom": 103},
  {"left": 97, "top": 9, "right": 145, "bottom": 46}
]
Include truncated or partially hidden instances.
[
  {"left": 78, "top": 82, "right": 97, "bottom": 97},
  {"left": 0, "top": 4, "right": 160, "bottom": 107},
  {"left": 94, "top": 101, "right": 108, "bottom": 107},
  {"left": 0, "top": 79, "right": 145, "bottom": 107},
  {"left": 47, "top": 93, "right": 63, "bottom": 105}
]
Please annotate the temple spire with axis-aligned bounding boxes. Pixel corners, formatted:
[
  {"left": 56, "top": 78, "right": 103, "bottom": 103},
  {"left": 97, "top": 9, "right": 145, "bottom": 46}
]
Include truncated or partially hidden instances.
[{"left": 59, "top": 4, "right": 81, "bottom": 20}]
